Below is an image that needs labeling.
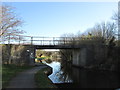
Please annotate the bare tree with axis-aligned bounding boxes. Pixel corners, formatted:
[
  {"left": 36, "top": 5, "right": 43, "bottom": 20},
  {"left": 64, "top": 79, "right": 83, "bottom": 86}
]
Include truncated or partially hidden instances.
[
  {"left": 60, "top": 33, "right": 75, "bottom": 45},
  {"left": 112, "top": 5, "right": 120, "bottom": 24},
  {"left": 0, "top": 5, "right": 25, "bottom": 43},
  {"left": 112, "top": 12, "right": 118, "bottom": 23},
  {"left": 87, "top": 22, "right": 117, "bottom": 44},
  {"left": 112, "top": 3, "right": 120, "bottom": 40}
]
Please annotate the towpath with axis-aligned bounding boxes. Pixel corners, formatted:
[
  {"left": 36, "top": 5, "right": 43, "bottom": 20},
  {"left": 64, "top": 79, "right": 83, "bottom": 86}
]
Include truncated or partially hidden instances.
[{"left": 6, "top": 65, "right": 48, "bottom": 89}]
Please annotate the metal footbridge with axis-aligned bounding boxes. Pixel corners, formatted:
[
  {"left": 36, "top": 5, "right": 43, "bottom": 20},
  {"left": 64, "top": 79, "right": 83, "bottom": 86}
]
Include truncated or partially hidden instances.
[{"left": 1, "top": 35, "right": 104, "bottom": 49}]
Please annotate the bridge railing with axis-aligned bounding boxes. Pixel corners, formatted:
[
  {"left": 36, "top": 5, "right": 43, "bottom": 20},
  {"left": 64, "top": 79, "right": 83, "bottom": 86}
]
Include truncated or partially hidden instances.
[
  {"left": 1, "top": 35, "right": 71, "bottom": 45},
  {"left": 1, "top": 34, "right": 108, "bottom": 45}
]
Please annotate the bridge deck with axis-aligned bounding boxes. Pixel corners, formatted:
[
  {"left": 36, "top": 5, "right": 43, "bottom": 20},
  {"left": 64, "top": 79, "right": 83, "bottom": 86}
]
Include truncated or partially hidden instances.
[
  {"left": 2, "top": 35, "right": 105, "bottom": 49},
  {"left": 34, "top": 45, "right": 85, "bottom": 49}
]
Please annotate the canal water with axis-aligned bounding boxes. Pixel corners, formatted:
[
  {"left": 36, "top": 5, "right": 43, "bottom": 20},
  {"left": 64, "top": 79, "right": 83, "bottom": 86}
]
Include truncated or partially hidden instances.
[{"left": 46, "top": 61, "right": 120, "bottom": 89}]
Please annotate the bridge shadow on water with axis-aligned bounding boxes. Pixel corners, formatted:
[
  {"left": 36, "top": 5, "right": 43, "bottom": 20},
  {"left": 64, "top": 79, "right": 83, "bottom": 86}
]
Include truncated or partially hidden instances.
[
  {"left": 71, "top": 67, "right": 120, "bottom": 88},
  {"left": 47, "top": 61, "right": 120, "bottom": 89},
  {"left": 54, "top": 69, "right": 120, "bottom": 89}
]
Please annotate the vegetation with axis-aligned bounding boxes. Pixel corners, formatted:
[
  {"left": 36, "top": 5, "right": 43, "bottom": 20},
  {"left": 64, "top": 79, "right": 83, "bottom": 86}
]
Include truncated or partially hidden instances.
[
  {"left": 1, "top": 4, "right": 120, "bottom": 89},
  {"left": 1, "top": 4, "right": 25, "bottom": 42},
  {"left": 59, "top": 11, "right": 120, "bottom": 71},
  {"left": 35, "top": 49, "right": 60, "bottom": 63},
  {"left": 2, "top": 44, "right": 33, "bottom": 66},
  {"left": 2, "top": 64, "right": 33, "bottom": 88},
  {"left": 35, "top": 66, "right": 57, "bottom": 88}
]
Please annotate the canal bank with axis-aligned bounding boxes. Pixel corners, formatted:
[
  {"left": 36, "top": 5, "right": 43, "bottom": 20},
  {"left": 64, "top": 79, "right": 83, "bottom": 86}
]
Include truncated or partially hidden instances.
[{"left": 35, "top": 64, "right": 57, "bottom": 88}]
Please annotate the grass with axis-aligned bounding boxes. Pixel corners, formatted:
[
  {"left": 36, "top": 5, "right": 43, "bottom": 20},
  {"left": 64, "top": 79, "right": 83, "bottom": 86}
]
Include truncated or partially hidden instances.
[
  {"left": 35, "top": 66, "right": 58, "bottom": 88},
  {"left": 2, "top": 64, "right": 34, "bottom": 88},
  {"left": 2, "top": 63, "right": 58, "bottom": 88}
]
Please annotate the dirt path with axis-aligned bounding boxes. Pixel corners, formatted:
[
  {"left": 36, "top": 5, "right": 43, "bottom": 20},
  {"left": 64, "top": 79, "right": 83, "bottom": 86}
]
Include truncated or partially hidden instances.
[{"left": 6, "top": 65, "right": 47, "bottom": 88}]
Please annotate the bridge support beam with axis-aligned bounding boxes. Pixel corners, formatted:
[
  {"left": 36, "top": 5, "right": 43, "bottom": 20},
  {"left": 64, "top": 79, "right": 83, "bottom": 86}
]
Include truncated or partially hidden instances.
[
  {"left": 29, "top": 46, "right": 36, "bottom": 66},
  {"left": 72, "top": 48, "right": 87, "bottom": 67}
]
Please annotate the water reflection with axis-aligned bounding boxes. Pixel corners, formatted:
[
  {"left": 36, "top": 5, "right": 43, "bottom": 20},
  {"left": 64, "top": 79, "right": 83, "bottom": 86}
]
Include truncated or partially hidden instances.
[
  {"left": 46, "top": 61, "right": 73, "bottom": 83},
  {"left": 46, "top": 62, "right": 62, "bottom": 83},
  {"left": 46, "top": 61, "right": 120, "bottom": 88}
]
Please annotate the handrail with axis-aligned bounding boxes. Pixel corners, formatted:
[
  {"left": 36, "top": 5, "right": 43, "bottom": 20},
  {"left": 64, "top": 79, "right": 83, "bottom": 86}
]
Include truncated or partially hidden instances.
[{"left": 1, "top": 34, "right": 106, "bottom": 45}]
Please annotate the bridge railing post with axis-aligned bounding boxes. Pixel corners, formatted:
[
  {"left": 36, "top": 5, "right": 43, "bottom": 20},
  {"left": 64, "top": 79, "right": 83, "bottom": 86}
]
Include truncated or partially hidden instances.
[
  {"left": 53, "top": 37, "right": 55, "bottom": 45},
  {"left": 49, "top": 40, "right": 51, "bottom": 45},
  {"left": 64, "top": 37, "right": 66, "bottom": 45},
  {"left": 43, "top": 37, "right": 44, "bottom": 45},
  {"left": 40, "top": 40, "right": 42, "bottom": 45},
  {"left": 19, "top": 36, "right": 20, "bottom": 45},
  {"left": 8, "top": 34, "right": 10, "bottom": 44},
  {"left": 31, "top": 37, "right": 33, "bottom": 45}
]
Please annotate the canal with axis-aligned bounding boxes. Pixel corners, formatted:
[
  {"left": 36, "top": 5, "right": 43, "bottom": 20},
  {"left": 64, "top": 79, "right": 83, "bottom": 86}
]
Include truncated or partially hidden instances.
[{"left": 45, "top": 61, "right": 120, "bottom": 89}]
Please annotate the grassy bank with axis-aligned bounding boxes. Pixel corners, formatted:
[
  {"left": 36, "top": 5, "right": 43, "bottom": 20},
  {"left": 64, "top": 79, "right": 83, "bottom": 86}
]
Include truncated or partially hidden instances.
[
  {"left": 2, "top": 64, "right": 34, "bottom": 88},
  {"left": 35, "top": 66, "right": 57, "bottom": 88}
]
